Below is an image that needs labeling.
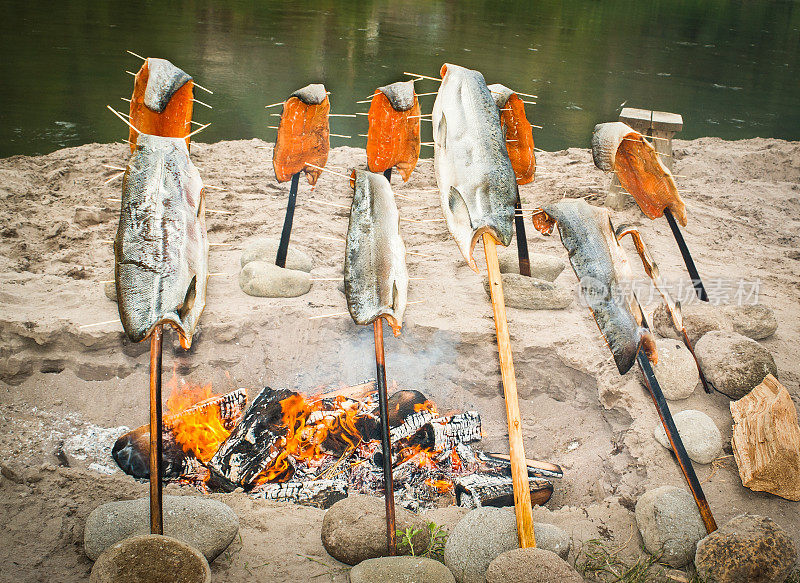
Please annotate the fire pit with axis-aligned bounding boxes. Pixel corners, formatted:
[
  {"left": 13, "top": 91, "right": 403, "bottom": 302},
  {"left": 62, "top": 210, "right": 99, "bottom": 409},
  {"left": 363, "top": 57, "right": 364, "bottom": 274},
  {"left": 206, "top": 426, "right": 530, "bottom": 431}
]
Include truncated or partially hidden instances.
[{"left": 112, "top": 376, "right": 561, "bottom": 511}]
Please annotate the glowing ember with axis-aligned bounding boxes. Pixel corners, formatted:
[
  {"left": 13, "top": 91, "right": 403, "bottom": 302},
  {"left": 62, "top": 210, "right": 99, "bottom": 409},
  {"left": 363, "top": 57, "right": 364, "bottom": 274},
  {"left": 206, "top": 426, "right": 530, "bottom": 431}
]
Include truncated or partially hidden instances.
[{"left": 425, "top": 478, "right": 454, "bottom": 493}]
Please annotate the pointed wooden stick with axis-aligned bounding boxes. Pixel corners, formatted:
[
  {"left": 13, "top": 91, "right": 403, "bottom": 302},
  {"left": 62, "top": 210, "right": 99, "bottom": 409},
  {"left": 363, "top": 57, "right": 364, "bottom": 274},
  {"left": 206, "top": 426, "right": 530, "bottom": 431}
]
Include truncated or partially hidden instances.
[
  {"left": 186, "top": 123, "right": 211, "bottom": 139},
  {"left": 105, "top": 172, "right": 125, "bottom": 184},
  {"left": 310, "top": 199, "right": 349, "bottom": 210},
  {"left": 373, "top": 318, "right": 397, "bottom": 556},
  {"left": 483, "top": 233, "right": 536, "bottom": 548},
  {"left": 305, "top": 163, "right": 351, "bottom": 181},
  {"left": 265, "top": 101, "right": 285, "bottom": 108},
  {"left": 126, "top": 49, "right": 146, "bottom": 61},
  {"left": 79, "top": 319, "right": 121, "bottom": 329},
  {"left": 308, "top": 310, "right": 351, "bottom": 320},
  {"left": 329, "top": 113, "right": 357, "bottom": 117},
  {"left": 514, "top": 196, "right": 531, "bottom": 277},
  {"left": 149, "top": 325, "right": 164, "bottom": 535},
  {"left": 107, "top": 105, "right": 141, "bottom": 134},
  {"left": 637, "top": 351, "right": 716, "bottom": 533},
  {"left": 193, "top": 81, "right": 214, "bottom": 95},
  {"left": 192, "top": 98, "right": 213, "bottom": 109},
  {"left": 276, "top": 172, "right": 301, "bottom": 268},
  {"left": 403, "top": 72, "right": 441, "bottom": 82},
  {"left": 664, "top": 209, "right": 708, "bottom": 302}
]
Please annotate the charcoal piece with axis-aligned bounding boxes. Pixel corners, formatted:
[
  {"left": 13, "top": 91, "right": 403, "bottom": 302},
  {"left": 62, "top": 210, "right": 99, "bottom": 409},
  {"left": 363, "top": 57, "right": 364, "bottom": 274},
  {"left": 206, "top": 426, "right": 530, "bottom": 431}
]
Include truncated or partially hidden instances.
[
  {"left": 383, "top": 390, "right": 430, "bottom": 426},
  {"left": 455, "top": 474, "right": 553, "bottom": 508},
  {"left": 207, "top": 387, "right": 296, "bottom": 491},
  {"left": 390, "top": 410, "right": 438, "bottom": 441},
  {"left": 476, "top": 451, "right": 564, "bottom": 479},
  {"left": 249, "top": 479, "right": 348, "bottom": 508}
]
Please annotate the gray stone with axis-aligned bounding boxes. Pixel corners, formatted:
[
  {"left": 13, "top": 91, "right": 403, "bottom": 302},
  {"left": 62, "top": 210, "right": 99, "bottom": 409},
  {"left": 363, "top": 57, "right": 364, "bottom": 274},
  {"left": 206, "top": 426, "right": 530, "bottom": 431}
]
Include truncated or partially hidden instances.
[
  {"left": 444, "top": 508, "right": 571, "bottom": 583},
  {"left": 653, "top": 303, "right": 777, "bottom": 343},
  {"left": 635, "top": 486, "right": 707, "bottom": 568},
  {"left": 90, "top": 534, "right": 211, "bottom": 583},
  {"left": 484, "top": 274, "right": 572, "bottom": 311},
  {"left": 321, "top": 495, "right": 429, "bottom": 566},
  {"left": 695, "top": 514, "right": 796, "bottom": 583},
  {"left": 239, "top": 261, "right": 311, "bottom": 297},
  {"left": 240, "top": 237, "right": 313, "bottom": 272},
  {"left": 695, "top": 331, "right": 777, "bottom": 399},
  {"left": 84, "top": 495, "right": 238, "bottom": 562},
  {"left": 728, "top": 304, "right": 778, "bottom": 340},
  {"left": 350, "top": 556, "right": 456, "bottom": 583},
  {"left": 651, "top": 339, "right": 700, "bottom": 400},
  {"left": 653, "top": 409, "right": 723, "bottom": 464},
  {"left": 498, "top": 253, "right": 566, "bottom": 282},
  {"left": 423, "top": 506, "right": 471, "bottom": 534},
  {"left": 485, "top": 548, "right": 583, "bottom": 583}
]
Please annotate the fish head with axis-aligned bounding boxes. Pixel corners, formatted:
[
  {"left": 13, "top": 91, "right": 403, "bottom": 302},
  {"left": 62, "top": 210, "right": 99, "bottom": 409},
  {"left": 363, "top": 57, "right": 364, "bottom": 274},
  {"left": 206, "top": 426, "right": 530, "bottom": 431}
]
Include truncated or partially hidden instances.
[{"left": 143, "top": 58, "right": 192, "bottom": 114}]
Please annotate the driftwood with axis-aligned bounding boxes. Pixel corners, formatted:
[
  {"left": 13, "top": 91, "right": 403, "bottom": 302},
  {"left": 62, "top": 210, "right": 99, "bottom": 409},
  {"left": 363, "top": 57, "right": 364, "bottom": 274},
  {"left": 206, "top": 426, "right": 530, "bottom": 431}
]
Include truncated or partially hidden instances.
[
  {"left": 455, "top": 473, "right": 553, "bottom": 508},
  {"left": 731, "top": 374, "right": 800, "bottom": 501}
]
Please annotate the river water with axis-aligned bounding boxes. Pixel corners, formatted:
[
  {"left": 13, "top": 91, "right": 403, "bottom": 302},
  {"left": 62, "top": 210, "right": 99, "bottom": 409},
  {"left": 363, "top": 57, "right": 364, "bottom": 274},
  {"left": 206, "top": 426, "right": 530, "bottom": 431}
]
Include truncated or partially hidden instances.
[{"left": 1, "top": 0, "right": 798, "bottom": 157}]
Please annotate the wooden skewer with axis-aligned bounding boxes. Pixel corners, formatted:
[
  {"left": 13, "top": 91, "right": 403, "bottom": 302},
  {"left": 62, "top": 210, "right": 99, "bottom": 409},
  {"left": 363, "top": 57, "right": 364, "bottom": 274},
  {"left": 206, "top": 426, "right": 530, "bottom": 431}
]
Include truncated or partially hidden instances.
[
  {"left": 79, "top": 319, "right": 121, "bottom": 329},
  {"left": 403, "top": 72, "right": 441, "bottom": 82},
  {"left": 401, "top": 217, "right": 445, "bottom": 223},
  {"left": 107, "top": 105, "right": 141, "bottom": 134},
  {"left": 265, "top": 101, "right": 285, "bottom": 109},
  {"left": 355, "top": 112, "right": 369, "bottom": 116},
  {"left": 208, "top": 272, "right": 233, "bottom": 277},
  {"left": 190, "top": 120, "right": 206, "bottom": 127},
  {"left": 126, "top": 49, "right": 146, "bottom": 61},
  {"left": 99, "top": 280, "right": 114, "bottom": 284},
  {"left": 407, "top": 114, "right": 432, "bottom": 119},
  {"left": 192, "top": 98, "right": 212, "bottom": 109},
  {"left": 415, "top": 92, "right": 438, "bottom": 96},
  {"left": 514, "top": 91, "right": 538, "bottom": 99},
  {"left": 268, "top": 126, "right": 280, "bottom": 130},
  {"left": 206, "top": 209, "right": 233, "bottom": 215},
  {"left": 103, "top": 164, "right": 126, "bottom": 172},
  {"left": 121, "top": 97, "right": 131, "bottom": 103},
  {"left": 192, "top": 82, "right": 213, "bottom": 95},
  {"left": 319, "top": 235, "right": 346, "bottom": 242},
  {"left": 330, "top": 134, "right": 352, "bottom": 139},
  {"left": 308, "top": 310, "right": 350, "bottom": 320},
  {"left": 305, "top": 163, "right": 351, "bottom": 181},
  {"left": 356, "top": 97, "right": 377, "bottom": 104},
  {"left": 407, "top": 251, "right": 434, "bottom": 258},
  {"left": 104, "top": 172, "right": 124, "bottom": 184},
  {"left": 126, "top": 70, "right": 137, "bottom": 77},
  {"left": 373, "top": 318, "right": 397, "bottom": 556},
  {"left": 186, "top": 123, "right": 211, "bottom": 139},
  {"left": 329, "top": 113, "right": 357, "bottom": 118},
  {"left": 310, "top": 199, "right": 350, "bottom": 210},
  {"left": 204, "top": 185, "right": 226, "bottom": 191},
  {"left": 531, "top": 124, "right": 543, "bottom": 129},
  {"left": 209, "top": 242, "right": 233, "bottom": 247},
  {"left": 521, "top": 100, "right": 536, "bottom": 105},
  {"left": 483, "top": 233, "right": 536, "bottom": 548}
]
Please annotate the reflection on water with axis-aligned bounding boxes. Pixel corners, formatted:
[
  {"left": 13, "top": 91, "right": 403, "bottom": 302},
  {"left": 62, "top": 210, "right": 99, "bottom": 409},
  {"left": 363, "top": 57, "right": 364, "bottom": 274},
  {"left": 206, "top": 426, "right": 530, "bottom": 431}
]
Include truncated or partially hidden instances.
[{"left": 0, "top": 0, "right": 798, "bottom": 157}]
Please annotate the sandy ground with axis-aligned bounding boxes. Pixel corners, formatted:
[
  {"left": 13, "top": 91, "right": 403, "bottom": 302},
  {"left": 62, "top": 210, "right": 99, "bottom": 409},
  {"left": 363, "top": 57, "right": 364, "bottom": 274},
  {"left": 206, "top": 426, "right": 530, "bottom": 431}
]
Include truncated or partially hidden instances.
[{"left": 0, "top": 137, "right": 798, "bottom": 582}]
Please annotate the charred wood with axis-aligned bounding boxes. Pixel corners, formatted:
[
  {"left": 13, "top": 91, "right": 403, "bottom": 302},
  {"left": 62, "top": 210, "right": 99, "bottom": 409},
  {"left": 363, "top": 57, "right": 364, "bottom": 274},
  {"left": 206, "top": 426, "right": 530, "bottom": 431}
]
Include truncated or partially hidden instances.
[{"left": 455, "top": 474, "right": 553, "bottom": 508}]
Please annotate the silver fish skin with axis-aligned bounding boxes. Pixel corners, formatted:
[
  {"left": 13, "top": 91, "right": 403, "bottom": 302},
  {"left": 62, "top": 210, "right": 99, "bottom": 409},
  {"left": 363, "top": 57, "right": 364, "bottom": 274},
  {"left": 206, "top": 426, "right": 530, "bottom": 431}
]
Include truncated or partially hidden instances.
[
  {"left": 143, "top": 58, "right": 192, "bottom": 114},
  {"left": 486, "top": 83, "right": 515, "bottom": 109},
  {"left": 115, "top": 134, "right": 208, "bottom": 349},
  {"left": 344, "top": 170, "right": 408, "bottom": 336},
  {"left": 432, "top": 63, "right": 518, "bottom": 272},
  {"left": 377, "top": 80, "right": 416, "bottom": 111},
  {"left": 291, "top": 83, "right": 327, "bottom": 105},
  {"left": 538, "top": 199, "right": 655, "bottom": 375},
  {"left": 591, "top": 121, "right": 636, "bottom": 172}
]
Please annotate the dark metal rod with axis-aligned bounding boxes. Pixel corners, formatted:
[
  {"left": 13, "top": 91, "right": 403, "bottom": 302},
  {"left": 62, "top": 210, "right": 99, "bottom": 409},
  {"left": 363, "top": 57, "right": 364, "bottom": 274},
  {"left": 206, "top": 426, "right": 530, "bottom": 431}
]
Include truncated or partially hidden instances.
[
  {"left": 275, "top": 172, "right": 301, "bottom": 268},
  {"left": 637, "top": 351, "right": 717, "bottom": 533},
  {"left": 514, "top": 195, "right": 531, "bottom": 277},
  {"left": 149, "top": 325, "right": 164, "bottom": 535},
  {"left": 373, "top": 319, "right": 397, "bottom": 555},
  {"left": 664, "top": 209, "right": 708, "bottom": 302},
  {"left": 383, "top": 168, "right": 392, "bottom": 182}
]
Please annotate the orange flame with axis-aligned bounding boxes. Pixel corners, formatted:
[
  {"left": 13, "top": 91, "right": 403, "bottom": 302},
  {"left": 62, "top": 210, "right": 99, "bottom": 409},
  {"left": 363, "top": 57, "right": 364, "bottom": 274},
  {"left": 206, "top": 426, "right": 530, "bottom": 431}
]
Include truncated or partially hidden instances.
[
  {"left": 425, "top": 478, "right": 454, "bottom": 493},
  {"left": 164, "top": 372, "right": 232, "bottom": 464}
]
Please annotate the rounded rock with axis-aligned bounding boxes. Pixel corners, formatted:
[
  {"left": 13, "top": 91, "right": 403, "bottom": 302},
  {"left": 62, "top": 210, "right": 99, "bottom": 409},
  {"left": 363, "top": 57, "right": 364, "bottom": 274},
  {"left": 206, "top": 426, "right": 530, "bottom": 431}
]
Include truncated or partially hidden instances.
[
  {"left": 90, "top": 534, "right": 211, "bottom": 583},
  {"left": 239, "top": 261, "right": 311, "bottom": 297},
  {"left": 485, "top": 548, "right": 583, "bottom": 583},
  {"left": 499, "top": 253, "right": 566, "bottom": 282},
  {"left": 321, "top": 495, "right": 429, "bottom": 566},
  {"left": 695, "top": 514, "right": 796, "bottom": 583},
  {"left": 635, "top": 486, "right": 707, "bottom": 567},
  {"left": 653, "top": 409, "right": 722, "bottom": 464},
  {"left": 240, "top": 237, "right": 313, "bottom": 272},
  {"left": 484, "top": 274, "right": 572, "bottom": 311},
  {"left": 727, "top": 304, "right": 778, "bottom": 340},
  {"left": 695, "top": 331, "right": 777, "bottom": 399},
  {"left": 444, "top": 507, "right": 571, "bottom": 583},
  {"left": 651, "top": 339, "right": 700, "bottom": 400},
  {"left": 84, "top": 495, "right": 239, "bottom": 562},
  {"left": 349, "top": 556, "right": 456, "bottom": 583},
  {"left": 653, "top": 302, "right": 723, "bottom": 343}
]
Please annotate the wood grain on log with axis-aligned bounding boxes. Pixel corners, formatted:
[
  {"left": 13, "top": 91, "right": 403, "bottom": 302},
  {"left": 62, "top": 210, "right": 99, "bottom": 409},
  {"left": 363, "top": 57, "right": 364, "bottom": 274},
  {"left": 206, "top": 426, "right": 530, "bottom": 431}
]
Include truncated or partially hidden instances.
[{"left": 730, "top": 374, "right": 800, "bottom": 501}]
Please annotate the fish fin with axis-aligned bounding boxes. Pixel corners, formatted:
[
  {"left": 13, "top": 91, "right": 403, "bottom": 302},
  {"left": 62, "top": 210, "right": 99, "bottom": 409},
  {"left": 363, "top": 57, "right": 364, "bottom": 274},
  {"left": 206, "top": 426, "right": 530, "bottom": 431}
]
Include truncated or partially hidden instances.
[
  {"left": 448, "top": 185, "right": 478, "bottom": 271},
  {"left": 436, "top": 111, "right": 447, "bottom": 149},
  {"left": 179, "top": 276, "right": 197, "bottom": 321}
]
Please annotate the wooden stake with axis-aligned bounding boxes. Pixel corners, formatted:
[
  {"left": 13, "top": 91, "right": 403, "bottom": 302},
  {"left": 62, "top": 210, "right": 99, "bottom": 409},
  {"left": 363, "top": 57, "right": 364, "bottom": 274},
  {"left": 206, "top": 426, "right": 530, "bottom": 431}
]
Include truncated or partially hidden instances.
[
  {"left": 638, "top": 351, "right": 717, "bottom": 533},
  {"left": 373, "top": 319, "right": 397, "bottom": 555},
  {"left": 149, "top": 325, "right": 164, "bottom": 535},
  {"left": 482, "top": 233, "right": 536, "bottom": 548},
  {"left": 664, "top": 209, "right": 708, "bottom": 302},
  {"left": 514, "top": 195, "right": 531, "bottom": 277},
  {"left": 276, "top": 172, "right": 300, "bottom": 268}
]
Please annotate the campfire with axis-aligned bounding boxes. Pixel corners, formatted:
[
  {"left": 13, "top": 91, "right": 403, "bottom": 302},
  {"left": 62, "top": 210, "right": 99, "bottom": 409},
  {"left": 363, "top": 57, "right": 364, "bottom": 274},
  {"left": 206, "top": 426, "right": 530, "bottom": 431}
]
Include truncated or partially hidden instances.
[{"left": 112, "top": 375, "right": 561, "bottom": 510}]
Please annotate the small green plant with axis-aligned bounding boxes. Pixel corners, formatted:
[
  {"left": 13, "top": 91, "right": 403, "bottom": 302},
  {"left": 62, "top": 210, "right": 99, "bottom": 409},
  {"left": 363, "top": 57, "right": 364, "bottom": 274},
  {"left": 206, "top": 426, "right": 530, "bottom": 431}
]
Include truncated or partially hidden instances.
[
  {"left": 396, "top": 522, "right": 448, "bottom": 561},
  {"left": 574, "top": 538, "right": 663, "bottom": 583}
]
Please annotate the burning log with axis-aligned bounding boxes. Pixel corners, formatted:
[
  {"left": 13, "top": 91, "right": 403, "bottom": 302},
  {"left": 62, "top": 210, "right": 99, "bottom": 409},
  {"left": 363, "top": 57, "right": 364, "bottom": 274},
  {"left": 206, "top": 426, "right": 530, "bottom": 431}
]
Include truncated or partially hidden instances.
[
  {"left": 112, "top": 388, "right": 248, "bottom": 480},
  {"left": 478, "top": 452, "right": 564, "bottom": 480},
  {"left": 249, "top": 479, "right": 349, "bottom": 509},
  {"left": 455, "top": 474, "right": 553, "bottom": 509},
  {"left": 207, "top": 387, "right": 295, "bottom": 491}
]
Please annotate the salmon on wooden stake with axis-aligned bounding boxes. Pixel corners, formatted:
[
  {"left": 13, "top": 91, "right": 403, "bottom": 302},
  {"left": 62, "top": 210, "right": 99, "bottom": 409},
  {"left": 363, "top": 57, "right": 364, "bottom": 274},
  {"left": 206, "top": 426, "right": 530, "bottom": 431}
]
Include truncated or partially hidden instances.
[
  {"left": 128, "top": 58, "right": 194, "bottom": 152},
  {"left": 592, "top": 121, "right": 687, "bottom": 225},
  {"left": 532, "top": 199, "right": 657, "bottom": 375},
  {"left": 344, "top": 170, "right": 408, "bottom": 337},
  {"left": 273, "top": 83, "right": 330, "bottom": 186},
  {"left": 488, "top": 84, "right": 536, "bottom": 185},
  {"left": 366, "top": 80, "right": 421, "bottom": 182},
  {"left": 433, "top": 64, "right": 518, "bottom": 272},
  {"left": 115, "top": 134, "right": 209, "bottom": 349}
]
